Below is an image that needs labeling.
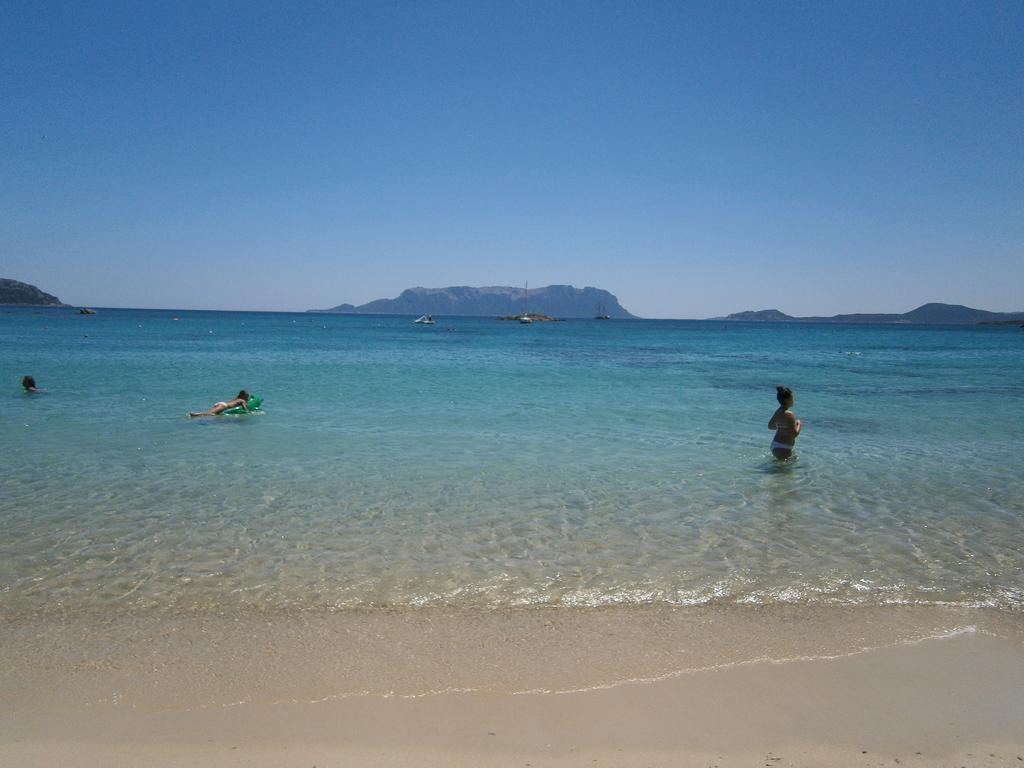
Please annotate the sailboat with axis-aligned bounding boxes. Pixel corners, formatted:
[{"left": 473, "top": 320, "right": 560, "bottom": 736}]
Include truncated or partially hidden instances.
[
  {"left": 595, "top": 299, "right": 611, "bottom": 320},
  {"left": 519, "top": 283, "right": 532, "bottom": 324}
]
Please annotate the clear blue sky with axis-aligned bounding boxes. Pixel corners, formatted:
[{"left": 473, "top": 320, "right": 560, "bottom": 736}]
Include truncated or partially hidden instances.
[{"left": 3, "top": 1, "right": 1022, "bottom": 318}]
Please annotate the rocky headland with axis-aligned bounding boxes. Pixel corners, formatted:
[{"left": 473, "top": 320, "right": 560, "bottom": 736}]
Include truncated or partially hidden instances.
[
  {"left": 721, "top": 303, "right": 1024, "bottom": 325},
  {"left": 0, "top": 278, "right": 67, "bottom": 306}
]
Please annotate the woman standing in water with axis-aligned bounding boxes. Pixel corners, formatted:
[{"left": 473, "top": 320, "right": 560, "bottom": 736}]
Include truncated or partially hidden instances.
[{"left": 768, "top": 385, "right": 801, "bottom": 459}]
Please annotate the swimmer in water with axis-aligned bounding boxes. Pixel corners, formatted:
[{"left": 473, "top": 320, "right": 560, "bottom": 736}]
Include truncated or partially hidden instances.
[
  {"left": 768, "top": 385, "right": 801, "bottom": 459},
  {"left": 22, "top": 375, "right": 39, "bottom": 392},
  {"left": 189, "top": 389, "right": 250, "bottom": 417}
]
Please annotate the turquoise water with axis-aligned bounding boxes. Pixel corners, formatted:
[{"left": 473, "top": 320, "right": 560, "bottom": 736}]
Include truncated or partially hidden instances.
[{"left": 2, "top": 307, "right": 1022, "bottom": 613}]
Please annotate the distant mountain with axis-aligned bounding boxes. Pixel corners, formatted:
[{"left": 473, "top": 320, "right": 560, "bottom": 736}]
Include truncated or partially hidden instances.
[
  {"left": 901, "top": 303, "right": 1022, "bottom": 324},
  {"left": 311, "top": 285, "right": 638, "bottom": 319},
  {"left": 0, "top": 278, "right": 67, "bottom": 306},
  {"left": 722, "top": 303, "right": 1024, "bottom": 325}
]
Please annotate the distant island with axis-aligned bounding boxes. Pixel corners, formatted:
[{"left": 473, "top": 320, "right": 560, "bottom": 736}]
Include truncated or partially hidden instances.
[
  {"left": 0, "top": 278, "right": 67, "bottom": 306},
  {"left": 720, "top": 303, "right": 1024, "bottom": 325},
  {"left": 310, "top": 285, "right": 637, "bottom": 319}
]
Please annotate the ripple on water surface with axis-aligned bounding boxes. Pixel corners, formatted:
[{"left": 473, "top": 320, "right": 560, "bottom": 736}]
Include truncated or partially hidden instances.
[{"left": 1, "top": 311, "right": 1022, "bottom": 613}]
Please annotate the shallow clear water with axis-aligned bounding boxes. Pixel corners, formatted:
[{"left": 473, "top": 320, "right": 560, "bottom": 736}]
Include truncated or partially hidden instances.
[{"left": 2, "top": 307, "right": 1022, "bottom": 613}]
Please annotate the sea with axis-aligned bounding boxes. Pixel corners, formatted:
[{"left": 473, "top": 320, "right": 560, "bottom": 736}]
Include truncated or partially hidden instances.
[{"left": 2, "top": 307, "right": 1023, "bottom": 618}]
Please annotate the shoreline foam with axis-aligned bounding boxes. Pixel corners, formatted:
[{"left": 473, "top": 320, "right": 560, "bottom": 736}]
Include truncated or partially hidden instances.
[{"left": 2, "top": 604, "right": 1021, "bottom": 708}]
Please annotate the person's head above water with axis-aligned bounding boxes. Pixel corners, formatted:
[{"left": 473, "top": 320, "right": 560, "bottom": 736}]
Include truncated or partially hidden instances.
[
  {"left": 237, "top": 389, "right": 249, "bottom": 401},
  {"left": 22, "top": 375, "right": 37, "bottom": 391},
  {"left": 776, "top": 385, "right": 794, "bottom": 407}
]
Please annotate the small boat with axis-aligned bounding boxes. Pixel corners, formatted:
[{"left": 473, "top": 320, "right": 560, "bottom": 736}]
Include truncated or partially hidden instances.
[
  {"left": 78, "top": 308, "right": 97, "bottom": 315},
  {"left": 414, "top": 315, "right": 436, "bottom": 324},
  {"left": 519, "top": 283, "right": 532, "bottom": 323}
]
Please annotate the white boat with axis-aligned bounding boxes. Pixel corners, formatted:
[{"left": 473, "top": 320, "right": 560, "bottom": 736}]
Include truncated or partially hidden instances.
[
  {"left": 519, "top": 283, "right": 532, "bottom": 323},
  {"left": 414, "top": 315, "right": 436, "bottom": 324}
]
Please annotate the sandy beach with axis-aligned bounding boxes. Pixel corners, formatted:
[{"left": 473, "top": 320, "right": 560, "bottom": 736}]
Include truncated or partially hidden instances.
[{"left": 2, "top": 605, "right": 1022, "bottom": 766}]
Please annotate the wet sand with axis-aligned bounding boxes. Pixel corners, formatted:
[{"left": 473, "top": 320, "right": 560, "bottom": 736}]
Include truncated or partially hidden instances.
[{"left": 2, "top": 606, "right": 1022, "bottom": 766}]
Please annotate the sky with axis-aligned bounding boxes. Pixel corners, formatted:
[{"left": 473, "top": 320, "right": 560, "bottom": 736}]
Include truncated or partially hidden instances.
[{"left": 2, "top": 1, "right": 1022, "bottom": 319}]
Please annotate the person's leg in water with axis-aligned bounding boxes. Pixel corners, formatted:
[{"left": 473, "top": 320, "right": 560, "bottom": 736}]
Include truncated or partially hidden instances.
[{"left": 188, "top": 402, "right": 230, "bottom": 417}]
